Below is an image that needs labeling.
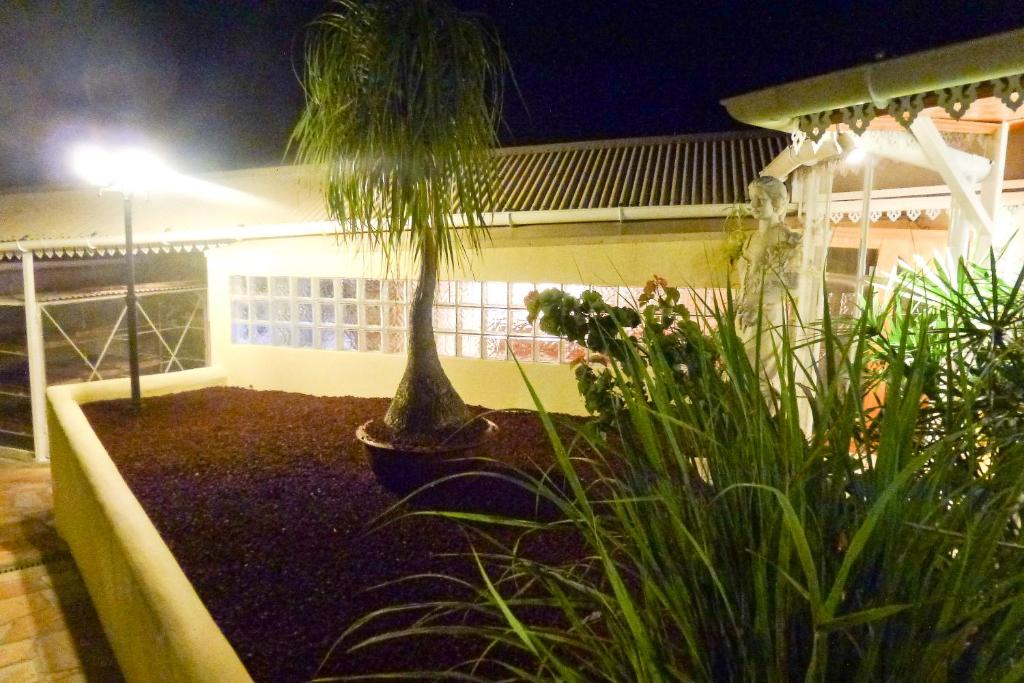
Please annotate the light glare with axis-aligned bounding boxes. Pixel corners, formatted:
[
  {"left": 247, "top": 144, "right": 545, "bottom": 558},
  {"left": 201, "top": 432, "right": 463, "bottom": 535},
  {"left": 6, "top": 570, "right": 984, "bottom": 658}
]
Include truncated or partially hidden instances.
[
  {"left": 70, "top": 144, "right": 173, "bottom": 194},
  {"left": 70, "top": 145, "right": 115, "bottom": 188}
]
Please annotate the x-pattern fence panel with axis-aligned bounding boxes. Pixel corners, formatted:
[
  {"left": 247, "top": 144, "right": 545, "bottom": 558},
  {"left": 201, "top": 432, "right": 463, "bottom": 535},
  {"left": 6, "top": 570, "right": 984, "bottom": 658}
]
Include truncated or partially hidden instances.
[{"left": 39, "top": 288, "right": 206, "bottom": 384}]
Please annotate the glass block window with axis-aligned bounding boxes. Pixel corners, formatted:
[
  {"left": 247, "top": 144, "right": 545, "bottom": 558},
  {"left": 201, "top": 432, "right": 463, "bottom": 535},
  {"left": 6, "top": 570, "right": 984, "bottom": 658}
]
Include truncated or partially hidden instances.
[{"left": 230, "top": 275, "right": 721, "bottom": 365}]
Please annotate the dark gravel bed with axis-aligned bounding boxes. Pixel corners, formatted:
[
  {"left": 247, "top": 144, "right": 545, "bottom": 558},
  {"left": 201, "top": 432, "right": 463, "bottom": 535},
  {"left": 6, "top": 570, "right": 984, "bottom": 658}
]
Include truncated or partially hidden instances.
[{"left": 82, "top": 387, "right": 584, "bottom": 682}]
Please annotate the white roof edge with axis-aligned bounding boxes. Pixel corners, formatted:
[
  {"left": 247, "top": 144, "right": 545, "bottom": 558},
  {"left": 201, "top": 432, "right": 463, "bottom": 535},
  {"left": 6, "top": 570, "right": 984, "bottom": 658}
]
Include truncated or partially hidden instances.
[
  {"left": 722, "top": 28, "right": 1024, "bottom": 131},
  {"left": 6, "top": 181, "right": 1024, "bottom": 258},
  {"left": 0, "top": 205, "right": 742, "bottom": 257}
]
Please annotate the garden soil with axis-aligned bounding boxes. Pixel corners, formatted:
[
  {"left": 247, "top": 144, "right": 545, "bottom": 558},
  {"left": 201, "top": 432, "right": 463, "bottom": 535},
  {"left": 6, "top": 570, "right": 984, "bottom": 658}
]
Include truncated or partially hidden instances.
[{"left": 83, "top": 387, "right": 584, "bottom": 682}]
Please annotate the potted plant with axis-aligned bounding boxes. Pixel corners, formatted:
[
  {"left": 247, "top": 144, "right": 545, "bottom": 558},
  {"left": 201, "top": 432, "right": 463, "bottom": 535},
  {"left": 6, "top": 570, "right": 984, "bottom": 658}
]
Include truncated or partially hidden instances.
[{"left": 290, "top": 0, "right": 507, "bottom": 489}]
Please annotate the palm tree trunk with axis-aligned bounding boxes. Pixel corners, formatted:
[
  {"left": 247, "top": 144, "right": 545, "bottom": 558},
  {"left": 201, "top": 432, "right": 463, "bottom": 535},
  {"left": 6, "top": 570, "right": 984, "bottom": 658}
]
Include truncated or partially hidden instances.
[{"left": 384, "top": 237, "right": 469, "bottom": 439}]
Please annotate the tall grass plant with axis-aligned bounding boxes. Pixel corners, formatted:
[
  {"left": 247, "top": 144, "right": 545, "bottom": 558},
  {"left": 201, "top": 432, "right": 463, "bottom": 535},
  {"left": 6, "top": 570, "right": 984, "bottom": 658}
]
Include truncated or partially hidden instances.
[{"left": 341, "top": 260, "right": 1024, "bottom": 681}]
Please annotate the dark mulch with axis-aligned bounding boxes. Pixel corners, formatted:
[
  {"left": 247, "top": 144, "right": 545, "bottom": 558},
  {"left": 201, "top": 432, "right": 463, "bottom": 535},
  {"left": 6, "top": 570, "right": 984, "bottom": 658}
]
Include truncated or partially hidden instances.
[{"left": 82, "top": 388, "right": 587, "bottom": 682}]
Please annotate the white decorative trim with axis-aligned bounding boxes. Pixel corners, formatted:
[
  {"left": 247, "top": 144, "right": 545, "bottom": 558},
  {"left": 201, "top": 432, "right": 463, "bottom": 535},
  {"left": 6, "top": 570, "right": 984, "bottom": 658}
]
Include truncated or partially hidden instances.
[
  {"left": 829, "top": 207, "right": 949, "bottom": 224},
  {"left": 797, "top": 111, "right": 833, "bottom": 143},
  {"left": 0, "top": 242, "right": 220, "bottom": 260},
  {"left": 887, "top": 94, "right": 928, "bottom": 129},
  {"left": 795, "top": 73, "right": 1023, "bottom": 142},
  {"left": 994, "top": 75, "right": 1023, "bottom": 112},
  {"left": 838, "top": 101, "right": 878, "bottom": 135},
  {"left": 936, "top": 83, "right": 978, "bottom": 120}
]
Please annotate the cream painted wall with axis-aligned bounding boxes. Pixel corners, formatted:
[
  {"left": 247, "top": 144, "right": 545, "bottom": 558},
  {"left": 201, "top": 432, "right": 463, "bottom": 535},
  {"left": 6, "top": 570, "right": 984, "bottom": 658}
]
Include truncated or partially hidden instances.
[
  {"left": 48, "top": 369, "right": 250, "bottom": 683},
  {"left": 829, "top": 225, "right": 949, "bottom": 278},
  {"left": 220, "top": 344, "right": 585, "bottom": 415},
  {"left": 206, "top": 229, "right": 729, "bottom": 414},
  {"left": 1005, "top": 127, "right": 1024, "bottom": 182},
  {"left": 206, "top": 221, "right": 949, "bottom": 414}
]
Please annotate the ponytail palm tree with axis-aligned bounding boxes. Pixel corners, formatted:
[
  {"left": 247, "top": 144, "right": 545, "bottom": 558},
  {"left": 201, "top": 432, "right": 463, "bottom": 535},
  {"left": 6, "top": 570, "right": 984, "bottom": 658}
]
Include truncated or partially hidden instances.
[{"left": 290, "top": 0, "right": 506, "bottom": 443}]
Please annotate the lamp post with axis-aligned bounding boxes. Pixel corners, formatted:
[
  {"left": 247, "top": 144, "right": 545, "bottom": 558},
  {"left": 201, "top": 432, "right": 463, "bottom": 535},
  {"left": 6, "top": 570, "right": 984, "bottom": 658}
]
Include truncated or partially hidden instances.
[
  {"left": 122, "top": 192, "right": 141, "bottom": 408},
  {"left": 71, "top": 145, "right": 172, "bottom": 410}
]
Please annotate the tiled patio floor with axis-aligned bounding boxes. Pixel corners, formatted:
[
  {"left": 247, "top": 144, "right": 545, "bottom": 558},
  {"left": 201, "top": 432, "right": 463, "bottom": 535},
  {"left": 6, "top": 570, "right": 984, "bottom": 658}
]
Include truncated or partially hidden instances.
[{"left": 0, "top": 458, "right": 122, "bottom": 682}]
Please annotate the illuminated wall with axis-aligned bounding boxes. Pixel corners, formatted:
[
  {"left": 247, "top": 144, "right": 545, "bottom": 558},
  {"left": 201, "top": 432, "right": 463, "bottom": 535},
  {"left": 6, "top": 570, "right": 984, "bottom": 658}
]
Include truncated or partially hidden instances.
[
  {"left": 205, "top": 225, "right": 729, "bottom": 414},
  {"left": 205, "top": 221, "right": 952, "bottom": 414}
]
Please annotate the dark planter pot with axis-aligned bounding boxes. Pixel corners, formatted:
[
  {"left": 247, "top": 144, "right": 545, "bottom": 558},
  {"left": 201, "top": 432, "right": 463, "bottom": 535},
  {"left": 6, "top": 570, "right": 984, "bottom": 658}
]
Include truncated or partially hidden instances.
[{"left": 356, "top": 418, "right": 499, "bottom": 494}]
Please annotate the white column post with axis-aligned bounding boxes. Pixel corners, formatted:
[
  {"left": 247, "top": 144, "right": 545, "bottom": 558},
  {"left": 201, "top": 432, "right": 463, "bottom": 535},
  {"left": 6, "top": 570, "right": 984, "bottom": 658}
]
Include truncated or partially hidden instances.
[
  {"left": 979, "top": 121, "right": 1010, "bottom": 259},
  {"left": 856, "top": 162, "right": 875, "bottom": 295},
  {"left": 796, "top": 163, "right": 835, "bottom": 326},
  {"left": 947, "top": 206, "right": 971, "bottom": 272},
  {"left": 203, "top": 253, "right": 213, "bottom": 368},
  {"left": 795, "top": 167, "right": 819, "bottom": 324},
  {"left": 794, "top": 161, "right": 835, "bottom": 434},
  {"left": 21, "top": 252, "right": 49, "bottom": 462}
]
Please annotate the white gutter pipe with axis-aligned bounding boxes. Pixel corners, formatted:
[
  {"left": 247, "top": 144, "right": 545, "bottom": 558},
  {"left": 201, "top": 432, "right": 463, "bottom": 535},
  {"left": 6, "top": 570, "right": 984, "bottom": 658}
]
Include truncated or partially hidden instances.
[{"left": 452, "top": 204, "right": 739, "bottom": 228}]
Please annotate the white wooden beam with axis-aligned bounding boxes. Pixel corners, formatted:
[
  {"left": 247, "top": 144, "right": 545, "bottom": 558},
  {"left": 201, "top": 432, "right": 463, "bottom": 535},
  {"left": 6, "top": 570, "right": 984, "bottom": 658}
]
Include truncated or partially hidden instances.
[
  {"left": 909, "top": 116, "right": 994, "bottom": 261},
  {"left": 761, "top": 135, "right": 843, "bottom": 181},
  {"left": 855, "top": 130, "right": 991, "bottom": 182},
  {"left": 21, "top": 252, "right": 49, "bottom": 462}
]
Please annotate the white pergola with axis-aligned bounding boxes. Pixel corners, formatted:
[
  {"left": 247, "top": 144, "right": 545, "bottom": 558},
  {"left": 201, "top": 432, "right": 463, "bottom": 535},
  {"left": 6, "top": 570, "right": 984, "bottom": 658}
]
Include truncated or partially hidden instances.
[
  {"left": 723, "top": 28, "right": 1023, "bottom": 294},
  {"left": 721, "top": 28, "right": 1024, "bottom": 429}
]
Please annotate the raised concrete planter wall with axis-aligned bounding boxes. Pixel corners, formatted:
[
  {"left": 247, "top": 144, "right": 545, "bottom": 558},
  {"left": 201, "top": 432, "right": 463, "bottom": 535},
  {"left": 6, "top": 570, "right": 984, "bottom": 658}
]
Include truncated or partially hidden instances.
[{"left": 47, "top": 367, "right": 251, "bottom": 683}]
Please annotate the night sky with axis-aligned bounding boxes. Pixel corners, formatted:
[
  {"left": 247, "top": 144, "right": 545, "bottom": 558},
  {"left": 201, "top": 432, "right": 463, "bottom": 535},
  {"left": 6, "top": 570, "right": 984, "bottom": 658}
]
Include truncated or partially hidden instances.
[{"left": 1, "top": 1, "right": 1021, "bottom": 188}]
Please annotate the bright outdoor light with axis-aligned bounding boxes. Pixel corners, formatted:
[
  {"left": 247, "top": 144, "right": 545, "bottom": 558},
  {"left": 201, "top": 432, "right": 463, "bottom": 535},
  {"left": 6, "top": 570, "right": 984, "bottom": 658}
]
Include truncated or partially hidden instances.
[
  {"left": 66, "top": 140, "right": 276, "bottom": 411},
  {"left": 70, "top": 142, "right": 270, "bottom": 206},
  {"left": 70, "top": 144, "right": 173, "bottom": 195},
  {"left": 68, "top": 142, "right": 175, "bottom": 409}
]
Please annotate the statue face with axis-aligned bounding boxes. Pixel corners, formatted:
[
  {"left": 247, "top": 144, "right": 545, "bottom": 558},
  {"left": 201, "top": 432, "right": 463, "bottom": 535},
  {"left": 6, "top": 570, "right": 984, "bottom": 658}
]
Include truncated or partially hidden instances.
[
  {"left": 748, "top": 186, "right": 776, "bottom": 221},
  {"left": 748, "top": 177, "right": 788, "bottom": 222}
]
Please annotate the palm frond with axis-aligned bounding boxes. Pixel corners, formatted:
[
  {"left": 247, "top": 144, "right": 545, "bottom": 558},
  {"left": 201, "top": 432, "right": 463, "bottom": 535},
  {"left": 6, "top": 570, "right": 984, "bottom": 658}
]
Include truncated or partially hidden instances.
[{"left": 290, "top": 0, "right": 507, "bottom": 271}]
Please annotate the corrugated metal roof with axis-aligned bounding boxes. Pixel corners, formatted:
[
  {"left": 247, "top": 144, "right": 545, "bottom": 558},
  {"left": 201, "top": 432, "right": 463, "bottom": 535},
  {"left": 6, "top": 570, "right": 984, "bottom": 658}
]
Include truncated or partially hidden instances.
[
  {"left": 0, "top": 131, "right": 789, "bottom": 259},
  {"left": 478, "top": 131, "right": 788, "bottom": 212}
]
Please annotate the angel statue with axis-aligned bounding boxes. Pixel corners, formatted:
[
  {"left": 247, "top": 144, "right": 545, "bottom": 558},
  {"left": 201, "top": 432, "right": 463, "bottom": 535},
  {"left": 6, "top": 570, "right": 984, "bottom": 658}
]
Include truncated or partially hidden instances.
[{"left": 736, "top": 175, "right": 803, "bottom": 385}]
